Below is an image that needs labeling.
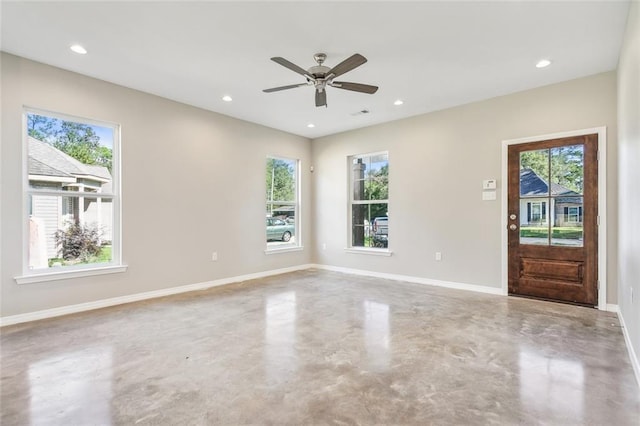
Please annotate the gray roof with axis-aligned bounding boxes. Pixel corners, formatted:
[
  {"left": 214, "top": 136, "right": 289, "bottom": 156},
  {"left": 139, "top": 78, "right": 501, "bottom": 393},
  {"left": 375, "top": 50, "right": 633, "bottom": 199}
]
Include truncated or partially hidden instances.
[
  {"left": 28, "top": 156, "right": 73, "bottom": 178},
  {"left": 520, "top": 168, "right": 578, "bottom": 197},
  {"left": 28, "top": 137, "right": 111, "bottom": 182}
]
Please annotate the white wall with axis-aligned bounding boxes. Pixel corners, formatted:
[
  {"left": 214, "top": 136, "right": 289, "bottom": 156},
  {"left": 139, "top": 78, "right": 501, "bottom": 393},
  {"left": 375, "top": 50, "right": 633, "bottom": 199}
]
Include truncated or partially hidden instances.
[
  {"left": 312, "top": 72, "right": 618, "bottom": 301},
  {"left": 617, "top": 1, "right": 640, "bottom": 376},
  {"left": 1, "top": 53, "right": 312, "bottom": 317}
]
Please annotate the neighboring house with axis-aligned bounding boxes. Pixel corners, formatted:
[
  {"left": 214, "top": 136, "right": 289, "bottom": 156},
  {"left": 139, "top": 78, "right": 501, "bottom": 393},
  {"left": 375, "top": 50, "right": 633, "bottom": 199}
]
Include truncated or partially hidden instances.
[
  {"left": 28, "top": 137, "right": 112, "bottom": 260},
  {"left": 519, "top": 168, "right": 583, "bottom": 227}
]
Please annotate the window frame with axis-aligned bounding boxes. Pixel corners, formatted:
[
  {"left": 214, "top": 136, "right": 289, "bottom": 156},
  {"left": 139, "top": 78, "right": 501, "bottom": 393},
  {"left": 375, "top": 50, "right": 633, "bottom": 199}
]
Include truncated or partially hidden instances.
[
  {"left": 346, "top": 151, "right": 391, "bottom": 255},
  {"left": 15, "top": 107, "right": 126, "bottom": 284},
  {"left": 265, "top": 155, "right": 301, "bottom": 253}
]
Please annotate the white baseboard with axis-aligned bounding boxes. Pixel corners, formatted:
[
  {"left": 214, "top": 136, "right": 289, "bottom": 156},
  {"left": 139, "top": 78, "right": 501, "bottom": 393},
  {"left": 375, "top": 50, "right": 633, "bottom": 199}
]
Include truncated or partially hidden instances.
[
  {"left": 605, "top": 303, "right": 620, "bottom": 313},
  {"left": 0, "top": 264, "right": 314, "bottom": 327},
  {"left": 310, "top": 264, "right": 504, "bottom": 295},
  {"left": 615, "top": 306, "right": 640, "bottom": 388}
]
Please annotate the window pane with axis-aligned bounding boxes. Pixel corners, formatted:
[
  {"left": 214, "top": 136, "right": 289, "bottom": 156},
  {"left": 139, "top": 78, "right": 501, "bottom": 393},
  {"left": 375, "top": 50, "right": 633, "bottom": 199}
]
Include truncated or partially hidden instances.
[
  {"left": 266, "top": 158, "right": 296, "bottom": 202},
  {"left": 550, "top": 145, "right": 584, "bottom": 195},
  {"left": 29, "top": 195, "right": 113, "bottom": 269},
  {"left": 519, "top": 149, "right": 550, "bottom": 246},
  {"left": 353, "top": 153, "right": 388, "bottom": 201},
  {"left": 352, "top": 203, "right": 388, "bottom": 248},
  {"left": 519, "top": 198, "right": 549, "bottom": 245},
  {"left": 266, "top": 157, "right": 298, "bottom": 249},
  {"left": 27, "top": 114, "right": 114, "bottom": 194},
  {"left": 552, "top": 196, "right": 583, "bottom": 247},
  {"left": 520, "top": 149, "right": 550, "bottom": 197}
]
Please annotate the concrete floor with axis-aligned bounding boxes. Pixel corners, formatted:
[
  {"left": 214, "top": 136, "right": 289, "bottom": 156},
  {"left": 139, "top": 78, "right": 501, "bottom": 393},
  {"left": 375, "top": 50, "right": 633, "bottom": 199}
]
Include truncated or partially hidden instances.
[{"left": 1, "top": 269, "right": 639, "bottom": 425}]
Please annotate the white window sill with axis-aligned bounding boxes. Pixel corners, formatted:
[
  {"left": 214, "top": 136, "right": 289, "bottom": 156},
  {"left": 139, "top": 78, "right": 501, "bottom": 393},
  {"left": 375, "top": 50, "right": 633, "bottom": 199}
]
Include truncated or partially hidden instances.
[
  {"left": 344, "top": 248, "right": 393, "bottom": 257},
  {"left": 15, "top": 264, "right": 128, "bottom": 284},
  {"left": 264, "top": 246, "right": 304, "bottom": 255}
]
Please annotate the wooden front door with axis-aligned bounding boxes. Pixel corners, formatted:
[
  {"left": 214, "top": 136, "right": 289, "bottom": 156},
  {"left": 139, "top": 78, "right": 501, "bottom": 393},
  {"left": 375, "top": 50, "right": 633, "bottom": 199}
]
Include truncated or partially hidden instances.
[{"left": 508, "top": 134, "right": 598, "bottom": 306}]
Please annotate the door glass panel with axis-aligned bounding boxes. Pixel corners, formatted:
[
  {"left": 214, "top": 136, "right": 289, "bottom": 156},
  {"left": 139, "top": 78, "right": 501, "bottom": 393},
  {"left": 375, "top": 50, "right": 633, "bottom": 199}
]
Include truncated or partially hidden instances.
[
  {"left": 520, "top": 149, "right": 550, "bottom": 196},
  {"left": 519, "top": 198, "right": 549, "bottom": 245},
  {"left": 550, "top": 145, "right": 584, "bottom": 247},
  {"left": 519, "top": 149, "right": 550, "bottom": 245},
  {"left": 552, "top": 196, "right": 584, "bottom": 247},
  {"left": 550, "top": 145, "right": 584, "bottom": 195}
]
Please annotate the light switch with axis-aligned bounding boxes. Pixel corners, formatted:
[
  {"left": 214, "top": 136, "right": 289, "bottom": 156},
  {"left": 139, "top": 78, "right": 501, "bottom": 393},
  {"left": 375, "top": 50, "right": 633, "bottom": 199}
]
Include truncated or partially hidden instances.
[{"left": 482, "top": 191, "right": 497, "bottom": 201}]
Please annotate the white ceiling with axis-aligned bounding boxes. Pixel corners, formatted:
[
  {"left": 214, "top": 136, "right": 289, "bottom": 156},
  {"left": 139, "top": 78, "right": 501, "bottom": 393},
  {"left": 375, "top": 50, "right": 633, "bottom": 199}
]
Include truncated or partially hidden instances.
[{"left": 1, "top": 1, "right": 630, "bottom": 139}]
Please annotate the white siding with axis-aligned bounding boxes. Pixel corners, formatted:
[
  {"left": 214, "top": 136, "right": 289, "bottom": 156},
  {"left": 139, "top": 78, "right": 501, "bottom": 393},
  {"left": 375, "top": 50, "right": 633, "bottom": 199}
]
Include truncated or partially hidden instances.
[
  {"left": 83, "top": 198, "right": 113, "bottom": 242},
  {"left": 31, "top": 194, "right": 61, "bottom": 259}
]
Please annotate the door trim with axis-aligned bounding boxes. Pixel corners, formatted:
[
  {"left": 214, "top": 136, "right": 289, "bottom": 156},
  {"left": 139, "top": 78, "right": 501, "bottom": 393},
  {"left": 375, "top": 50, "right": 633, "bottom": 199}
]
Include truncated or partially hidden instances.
[{"left": 501, "top": 127, "right": 607, "bottom": 309}]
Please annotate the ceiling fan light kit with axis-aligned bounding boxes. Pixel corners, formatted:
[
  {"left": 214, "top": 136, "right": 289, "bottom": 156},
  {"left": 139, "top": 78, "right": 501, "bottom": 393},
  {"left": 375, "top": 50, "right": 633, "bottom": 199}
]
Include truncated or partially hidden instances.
[{"left": 263, "top": 52, "right": 379, "bottom": 107}]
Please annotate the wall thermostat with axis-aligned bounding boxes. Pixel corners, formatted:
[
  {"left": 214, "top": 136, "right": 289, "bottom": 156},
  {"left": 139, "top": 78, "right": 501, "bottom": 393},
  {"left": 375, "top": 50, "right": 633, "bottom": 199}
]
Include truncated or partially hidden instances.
[{"left": 482, "top": 179, "right": 497, "bottom": 190}]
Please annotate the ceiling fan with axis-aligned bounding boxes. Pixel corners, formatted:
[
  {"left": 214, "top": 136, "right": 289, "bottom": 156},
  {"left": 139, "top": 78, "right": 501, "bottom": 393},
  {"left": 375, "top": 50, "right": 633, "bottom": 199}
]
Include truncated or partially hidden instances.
[{"left": 263, "top": 53, "right": 379, "bottom": 107}]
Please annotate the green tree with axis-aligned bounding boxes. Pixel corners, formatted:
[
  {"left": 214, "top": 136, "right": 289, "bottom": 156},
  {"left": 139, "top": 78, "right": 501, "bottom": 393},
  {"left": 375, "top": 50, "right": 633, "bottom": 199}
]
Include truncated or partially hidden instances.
[
  {"left": 551, "top": 145, "right": 583, "bottom": 193},
  {"left": 520, "top": 150, "right": 549, "bottom": 180},
  {"left": 266, "top": 159, "right": 295, "bottom": 202},
  {"left": 27, "top": 114, "right": 56, "bottom": 142},
  {"left": 364, "top": 164, "right": 389, "bottom": 200},
  {"left": 53, "top": 121, "right": 101, "bottom": 165},
  {"left": 364, "top": 164, "right": 389, "bottom": 219}
]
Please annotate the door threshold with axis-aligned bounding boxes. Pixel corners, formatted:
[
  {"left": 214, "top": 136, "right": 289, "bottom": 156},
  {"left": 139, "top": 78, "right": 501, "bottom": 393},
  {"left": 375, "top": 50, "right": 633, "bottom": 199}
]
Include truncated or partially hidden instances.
[{"left": 508, "top": 293, "right": 597, "bottom": 308}]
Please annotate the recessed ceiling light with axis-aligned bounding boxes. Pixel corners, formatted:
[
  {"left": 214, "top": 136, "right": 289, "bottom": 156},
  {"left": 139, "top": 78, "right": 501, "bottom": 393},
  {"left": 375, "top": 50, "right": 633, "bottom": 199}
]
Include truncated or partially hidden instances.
[
  {"left": 536, "top": 59, "right": 551, "bottom": 68},
  {"left": 307, "top": 123, "right": 315, "bottom": 128},
  {"left": 394, "top": 99, "right": 404, "bottom": 106},
  {"left": 70, "top": 44, "right": 87, "bottom": 55},
  {"left": 222, "top": 95, "right": 233, "bottom": 102}
]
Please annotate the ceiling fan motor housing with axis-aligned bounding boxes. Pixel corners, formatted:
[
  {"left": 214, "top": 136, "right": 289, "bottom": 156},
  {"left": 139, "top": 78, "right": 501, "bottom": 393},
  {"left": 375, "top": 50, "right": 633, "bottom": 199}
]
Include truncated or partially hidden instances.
[{"left": 308, "top": 65, "right": 331, "bottom": 79}]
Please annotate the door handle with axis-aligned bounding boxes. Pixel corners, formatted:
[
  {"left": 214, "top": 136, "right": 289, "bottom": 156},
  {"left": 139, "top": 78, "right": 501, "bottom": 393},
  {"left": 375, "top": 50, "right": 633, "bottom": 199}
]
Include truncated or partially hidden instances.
[{"left": 509, "top": 224, "right": 518, "bottom": 231}]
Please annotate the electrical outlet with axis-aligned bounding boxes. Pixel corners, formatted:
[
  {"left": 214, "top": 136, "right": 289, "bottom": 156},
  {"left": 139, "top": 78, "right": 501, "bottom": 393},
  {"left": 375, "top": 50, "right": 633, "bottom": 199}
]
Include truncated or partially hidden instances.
[
  {"left": 322, "top": 243, "right": 327, "bottom": 250},
  {"left": 211, "top": 252, "right": 218, "bottom": 261},
  {"left": 435, "top": 252, "right": 442, "bottom": 261}
]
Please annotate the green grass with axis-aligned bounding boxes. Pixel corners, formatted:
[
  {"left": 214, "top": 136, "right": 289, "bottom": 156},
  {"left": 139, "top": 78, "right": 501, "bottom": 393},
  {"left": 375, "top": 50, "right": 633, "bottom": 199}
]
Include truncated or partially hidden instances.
[
  {"left": 520, "top": 227, "right": 582, "bottom": 239},
  {"left": 48, "top": 245, "right": 112, "bottom": 267},
  {"left": 95, "top": 245, "right": 112, "bottom": 263}
]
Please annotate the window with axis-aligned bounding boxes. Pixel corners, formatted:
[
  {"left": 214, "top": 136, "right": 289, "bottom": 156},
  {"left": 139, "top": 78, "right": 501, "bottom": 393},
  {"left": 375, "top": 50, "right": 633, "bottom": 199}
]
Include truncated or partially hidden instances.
[
  {"left": 528, "top": 201, "right": 547, "bottom": 223},
  {"left": 266, "top": 157, "right": 299, "bottom": 250},
  {"left": 349, "top": 152, "right": 389, "bottom": 249},
  {"left": 20, "top": 109, "right": 122, "bottom": 282},
  {"left": 565, "top": 206, "right": 583, "bottom": 223}
]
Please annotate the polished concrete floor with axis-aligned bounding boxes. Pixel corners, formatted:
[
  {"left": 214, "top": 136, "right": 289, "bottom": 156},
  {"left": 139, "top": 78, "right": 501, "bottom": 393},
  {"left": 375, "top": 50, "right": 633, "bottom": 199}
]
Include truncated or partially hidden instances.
[{"left": 1, "top": 269, "right": 639, "bottom": 425}]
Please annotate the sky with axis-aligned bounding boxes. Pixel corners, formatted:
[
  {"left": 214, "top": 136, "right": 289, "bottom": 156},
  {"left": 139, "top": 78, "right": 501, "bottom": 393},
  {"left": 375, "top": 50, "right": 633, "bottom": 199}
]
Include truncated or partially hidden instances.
[{"left": 92, "top": 125, "right": 114, "bottom": 149}]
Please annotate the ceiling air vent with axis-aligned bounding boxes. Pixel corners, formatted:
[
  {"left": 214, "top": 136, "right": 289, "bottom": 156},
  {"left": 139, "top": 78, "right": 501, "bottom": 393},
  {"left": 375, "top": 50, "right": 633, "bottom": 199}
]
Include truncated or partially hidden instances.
[{"left": 351, "top": 109, "right": 370, "bottom": 116}]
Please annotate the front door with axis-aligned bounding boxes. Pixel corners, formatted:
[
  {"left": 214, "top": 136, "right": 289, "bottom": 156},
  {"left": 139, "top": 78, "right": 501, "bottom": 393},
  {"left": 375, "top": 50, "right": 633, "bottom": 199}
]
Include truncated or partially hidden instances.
[{"left": 508, "top": 134, "right": 598, "bottom": 306}]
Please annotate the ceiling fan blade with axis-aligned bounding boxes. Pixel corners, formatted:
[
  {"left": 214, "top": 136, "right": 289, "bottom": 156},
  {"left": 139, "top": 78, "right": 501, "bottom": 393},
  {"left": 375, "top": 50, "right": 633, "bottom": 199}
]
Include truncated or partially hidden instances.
[
  {"left": 271, "top": 57, "right": 309, "bottom": 76},
  {"left": 331, "top": 81, "right": 379, "bottom": 94},
  {"left": 263, "top": 83, "right": 309, "bottom": 93},
  {"left": 315, "top": 89, "right": 327, "bottom": 107},
  {"left": 328, "top": 53, "right": 367, "bottom": 78}
]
